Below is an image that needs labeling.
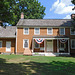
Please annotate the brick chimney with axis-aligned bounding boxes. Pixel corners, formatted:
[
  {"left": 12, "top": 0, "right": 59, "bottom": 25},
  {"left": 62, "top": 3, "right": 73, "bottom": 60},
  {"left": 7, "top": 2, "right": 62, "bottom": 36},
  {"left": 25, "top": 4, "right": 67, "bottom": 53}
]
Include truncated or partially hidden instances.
[
  {"left": 71, "top": 14, "right": 75, "bottom": 19},
  {"left": 21, "top": 12, "right": 24, "bottom": 19}
]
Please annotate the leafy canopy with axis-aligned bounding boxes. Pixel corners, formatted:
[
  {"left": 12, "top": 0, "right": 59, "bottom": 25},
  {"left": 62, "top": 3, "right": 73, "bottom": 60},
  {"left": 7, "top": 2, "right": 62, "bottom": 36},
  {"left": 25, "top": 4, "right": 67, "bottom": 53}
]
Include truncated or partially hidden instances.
[{"left": 0, "top": 0, "right": 46, "bottom": 25}]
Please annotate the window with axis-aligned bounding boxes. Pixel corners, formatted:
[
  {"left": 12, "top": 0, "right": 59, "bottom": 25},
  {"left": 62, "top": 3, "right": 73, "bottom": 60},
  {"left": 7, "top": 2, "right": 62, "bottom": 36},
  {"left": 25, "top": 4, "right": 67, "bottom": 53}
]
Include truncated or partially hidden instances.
[
  {"left": 24, "top": 28, "right": 29, "bottom": 35},
  {"left": 59, "top": 28, "right": 65, "bottom": 35},
  {"left": 70, "top": 28, "right": 75, "bottom": 35},
  {"left": 23, "top": 39, "right": 29, "bottom": 48},
  {"left": 60, "top": 43, "right": 65, "bottom": 51},
  {"left": 34, "top": 41, "right": 40, "bottom": 48},
  {"left": 71, "top": 39, "right": 75, "bottom": 49},
  {"left": 34, "top": 28, "right": 40, "bottom": 35},
  {"left": 47, "top": 28, "right": 53, "bottom": 35},
  {"left": 0, "top": 41, "right": 2, "bottom": 48}
]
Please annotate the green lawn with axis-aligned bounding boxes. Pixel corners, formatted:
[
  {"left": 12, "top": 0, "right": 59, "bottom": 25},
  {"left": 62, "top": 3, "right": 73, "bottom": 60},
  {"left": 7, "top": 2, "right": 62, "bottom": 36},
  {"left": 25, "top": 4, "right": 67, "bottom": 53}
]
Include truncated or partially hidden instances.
[{"left": 0, "top": 55, "right": 75, "bottom": 75}]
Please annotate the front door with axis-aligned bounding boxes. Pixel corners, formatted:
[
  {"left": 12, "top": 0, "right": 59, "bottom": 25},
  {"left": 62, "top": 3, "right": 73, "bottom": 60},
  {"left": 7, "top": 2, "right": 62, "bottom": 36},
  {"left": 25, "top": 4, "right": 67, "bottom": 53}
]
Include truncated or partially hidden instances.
[
  {"left": 47, "top": 40, "right": 53, "bottom": 52},
  {"left": 6, "top": 41, "right": 11, "bottom": 52}
]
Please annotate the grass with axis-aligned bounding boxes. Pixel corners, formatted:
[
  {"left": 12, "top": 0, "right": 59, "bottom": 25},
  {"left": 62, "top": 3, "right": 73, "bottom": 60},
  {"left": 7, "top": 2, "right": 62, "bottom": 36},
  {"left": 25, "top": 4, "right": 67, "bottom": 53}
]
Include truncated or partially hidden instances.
[{"left": 0, "top": 55, "right": 75, "bottom": 75}]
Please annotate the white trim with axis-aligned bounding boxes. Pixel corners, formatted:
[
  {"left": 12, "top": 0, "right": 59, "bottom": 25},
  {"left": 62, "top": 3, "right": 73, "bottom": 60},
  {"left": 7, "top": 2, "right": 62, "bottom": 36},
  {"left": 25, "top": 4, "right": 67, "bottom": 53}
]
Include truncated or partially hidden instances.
[
  {"left": 59, "top": 28, "right": 65, "bottom": 35},
  {"left": 0, "top": 41, "right": 2, "bottom": 48},
  {"left": 16, "top": 27, "right": 17, "bottom": 54},
  {"left": 70, "top": 28, "right": 75, "bottom": 35},
  {"left": 23, "top": 39, "right": 29, "bottom": 48},
  {"left": 71, "top": 39, "right": 75, "bottom": 49},
  {"left": 6, "top": 41, "right": 11, "bottom": 52},
  {"left": 17, "top": 26, "right": 71, "bottom": 28},
  {"left": 68, "top": 39, "right": 70, "bottom": 53},
  {"left": 23, "top": 27, "right": 29, "bottom": 35},
  {"left": 34, "top": 27, "right": 40, "bottom": 35},
  {"left": 47, "top": 28, "right": 53, "bottom": 35},
  {"left": 33, "top": 38, "right": 69, "bottom": 40}
]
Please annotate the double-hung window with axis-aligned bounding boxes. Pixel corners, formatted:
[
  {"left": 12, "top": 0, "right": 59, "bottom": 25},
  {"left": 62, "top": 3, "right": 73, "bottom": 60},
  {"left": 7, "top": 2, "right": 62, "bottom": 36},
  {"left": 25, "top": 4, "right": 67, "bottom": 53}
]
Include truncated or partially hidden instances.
[
  {"left": 71, "top": 39, "right": 75, "bottom": 49},
  {"left": 0, "top": 41, "right": 2, "bottom": 48},
  {"left": 24, "top": 28, "right": 29, "bottom": 35},
  {"left": 60, "top": 28, "right": 65, "bottom": 35},
  {"left": 47, "top": 28, "right": 53, "bottom": 35},
  {"left": 34, "top": 28, "right": 40, "bottom": 35},
  {"left": 70, "top": 28, "right": 75, "bottom": 35},
  {"left": 23, "top": 39, "right": 29, "bottom": 48}
]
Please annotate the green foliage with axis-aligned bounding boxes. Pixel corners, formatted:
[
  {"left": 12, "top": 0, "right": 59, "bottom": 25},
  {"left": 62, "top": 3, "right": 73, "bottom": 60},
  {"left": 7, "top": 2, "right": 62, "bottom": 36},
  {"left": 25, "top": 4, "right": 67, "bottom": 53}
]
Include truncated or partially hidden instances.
[
  {"left": 0, "top": 0, "right": 46, "bottom": 25},
  {"left": 71, "top": 0, "right": 75, "bottom": 5}
]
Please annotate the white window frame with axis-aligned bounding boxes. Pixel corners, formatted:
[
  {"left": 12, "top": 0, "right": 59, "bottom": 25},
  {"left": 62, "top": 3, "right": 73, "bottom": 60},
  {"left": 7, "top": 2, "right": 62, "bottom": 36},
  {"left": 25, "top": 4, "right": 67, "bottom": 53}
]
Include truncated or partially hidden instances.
[
  {"left": 34, "top": 28, "right": 40, "bottom": 35},
  {"left": 23, "top": 39, "right": 29, "bottom": 48},
  {"left": 70, "top": 28, "right": 75, "bottom": 35},
  {"left": 0, "top": 41, "right": 2, "bottom": 48},
  {"left": 71, "top": 39, "right": 75, "bottom": 49},
  {"left": 23, "top": 28, "right": 29, "bottom": 35},
  {"left": 59, "top": 28, "right": 65, "bottom": 35},
  {"left": 47, "top": 28, "right": 53, "bottom": 35}
]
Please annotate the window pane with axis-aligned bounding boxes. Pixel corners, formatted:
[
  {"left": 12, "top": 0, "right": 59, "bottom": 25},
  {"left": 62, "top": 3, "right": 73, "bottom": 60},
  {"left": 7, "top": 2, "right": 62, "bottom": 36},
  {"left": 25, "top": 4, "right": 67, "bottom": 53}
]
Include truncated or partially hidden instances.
[
  {"left": 60, "top": 43, "right": 64, "bottom": 48},
  {"left": 24, "top": 28, "right": 28, "bottom": 34},
  {"left": 48, "top": 28, "right": 52, "bottom": 34},
  {"left": 0, "top": 42, "right": 2, "bottom": 48},
  {"left": 71, "top": 29, "right": 75, "bottom": 35},
  {"left": 72, "top": 40, "right": 75, "bottom": 48},
  {"left": 35, "top": 28, "right": 39, "bottom": 34},
  {"left": 24, "top": 40, "right": 28, "bottom": 48},
  {"left": 60, "top": 28, "right": 64, "bottom": 35}
]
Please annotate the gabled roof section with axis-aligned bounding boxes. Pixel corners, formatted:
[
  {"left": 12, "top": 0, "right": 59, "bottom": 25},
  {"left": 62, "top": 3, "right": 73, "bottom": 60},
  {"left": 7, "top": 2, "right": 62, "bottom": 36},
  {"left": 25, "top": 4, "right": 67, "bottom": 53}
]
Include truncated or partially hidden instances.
[
  {"left": 17, "top": 19, "right": 72, "bottom": 27},
  {"left": 0, "top": 26, "right": 16, "bottom": 38}
]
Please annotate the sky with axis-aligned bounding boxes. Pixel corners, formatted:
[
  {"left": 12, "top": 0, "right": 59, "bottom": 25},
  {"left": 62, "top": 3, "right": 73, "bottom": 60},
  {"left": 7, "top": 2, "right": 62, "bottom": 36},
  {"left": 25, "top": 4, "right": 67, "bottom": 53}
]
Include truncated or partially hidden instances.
[{"left": 38, "top": 0, "right": 75, "bottom": 19}]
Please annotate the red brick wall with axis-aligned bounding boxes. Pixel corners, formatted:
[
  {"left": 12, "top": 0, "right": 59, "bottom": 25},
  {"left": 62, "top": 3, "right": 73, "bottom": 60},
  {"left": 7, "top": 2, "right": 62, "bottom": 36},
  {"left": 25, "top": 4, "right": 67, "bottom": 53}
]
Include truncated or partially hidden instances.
[
  {"left": 17, "top": 27, "right": 75, "bottom": 53},
  {"left": 0, "top": 38, "right": 16, "bottom": 54}
]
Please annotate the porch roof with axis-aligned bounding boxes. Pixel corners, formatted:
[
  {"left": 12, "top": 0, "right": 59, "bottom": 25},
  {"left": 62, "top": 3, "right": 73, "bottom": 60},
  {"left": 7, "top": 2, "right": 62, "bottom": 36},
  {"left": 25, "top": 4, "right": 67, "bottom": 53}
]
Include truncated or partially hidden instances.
[{"left": 33, "top": 35, "right": 69, "bottom": 39}]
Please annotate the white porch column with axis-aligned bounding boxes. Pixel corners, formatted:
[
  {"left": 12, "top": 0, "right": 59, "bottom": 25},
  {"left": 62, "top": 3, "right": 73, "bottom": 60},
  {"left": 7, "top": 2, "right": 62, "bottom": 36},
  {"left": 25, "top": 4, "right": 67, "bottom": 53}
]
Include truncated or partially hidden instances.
[
  {"left": 57, "top": 39, "right": 59, "bottom": 53},
  {"left": 68, "top": 39, "right": 70, "bottom": 53},
  {"left": 44, "top": 39, "right": 46, "bottom": 52},
  {"left": 32, "top": 39, "right": 34, "bottom": 52}
]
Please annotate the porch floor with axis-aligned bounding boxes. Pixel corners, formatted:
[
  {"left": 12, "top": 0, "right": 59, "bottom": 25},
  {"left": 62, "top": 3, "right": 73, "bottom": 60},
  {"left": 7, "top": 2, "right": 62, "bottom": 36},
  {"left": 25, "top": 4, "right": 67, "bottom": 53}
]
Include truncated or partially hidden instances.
[{"left": 32, "top": 52, "right": 70, "bottom": 56}]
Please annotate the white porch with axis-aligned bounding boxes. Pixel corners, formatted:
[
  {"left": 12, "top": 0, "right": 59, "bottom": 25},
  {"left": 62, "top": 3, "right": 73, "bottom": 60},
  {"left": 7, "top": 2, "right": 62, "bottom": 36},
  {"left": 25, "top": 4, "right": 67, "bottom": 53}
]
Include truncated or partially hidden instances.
[{"left": 32, "top": 36, "right": 70, "bottom": 56}]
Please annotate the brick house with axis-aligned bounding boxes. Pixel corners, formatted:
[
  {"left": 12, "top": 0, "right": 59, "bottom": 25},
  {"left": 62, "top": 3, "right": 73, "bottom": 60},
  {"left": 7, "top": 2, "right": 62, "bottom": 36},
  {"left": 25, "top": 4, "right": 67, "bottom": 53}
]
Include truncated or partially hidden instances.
[{"left": 0, "top": 14, "right": 75, "bottom": 56}]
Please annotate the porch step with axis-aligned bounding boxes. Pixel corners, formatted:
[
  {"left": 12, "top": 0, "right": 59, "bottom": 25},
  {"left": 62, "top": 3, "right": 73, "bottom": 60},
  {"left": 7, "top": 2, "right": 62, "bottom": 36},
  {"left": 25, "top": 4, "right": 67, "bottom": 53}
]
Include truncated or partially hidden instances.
[
  {"left": 23, "top": 49, "right": 32, "bottom": 56},
  {"left": 32, "top": 53, "right": 45, "bottom": 56},
  {"left": 2, "top": 53, "right": 11, "bottom": 55},
  {"left": 59, "top": 53, "right": 70, "bottom": 56}
]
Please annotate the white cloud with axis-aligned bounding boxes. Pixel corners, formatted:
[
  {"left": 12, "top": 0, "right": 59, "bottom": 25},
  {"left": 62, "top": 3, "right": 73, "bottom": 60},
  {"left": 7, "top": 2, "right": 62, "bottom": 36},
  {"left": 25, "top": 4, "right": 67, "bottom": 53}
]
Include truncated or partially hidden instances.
[
  {"left": 64, "top": 15, "right": 71, "bottom": 19},
  {"left": 50, "top": 0, "right": 75, "bottom": 14}
]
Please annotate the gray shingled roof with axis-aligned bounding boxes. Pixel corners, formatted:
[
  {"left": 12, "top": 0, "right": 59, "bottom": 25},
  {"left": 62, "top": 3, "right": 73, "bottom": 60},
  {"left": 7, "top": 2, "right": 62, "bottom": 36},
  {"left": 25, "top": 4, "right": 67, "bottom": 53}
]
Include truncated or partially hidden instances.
[
  {"left": 17, "top": 19, "right": 72, "bottom": 27},
  {"left": 0, "top": 26, "right": 16, "bottom": 38}
]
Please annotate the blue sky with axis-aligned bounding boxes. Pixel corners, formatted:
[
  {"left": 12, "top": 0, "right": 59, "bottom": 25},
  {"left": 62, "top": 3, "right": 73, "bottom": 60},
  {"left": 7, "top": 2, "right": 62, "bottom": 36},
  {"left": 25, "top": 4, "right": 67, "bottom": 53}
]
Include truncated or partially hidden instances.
[{"left": 38, "top": 0, "right": 75, "bottom": 19}]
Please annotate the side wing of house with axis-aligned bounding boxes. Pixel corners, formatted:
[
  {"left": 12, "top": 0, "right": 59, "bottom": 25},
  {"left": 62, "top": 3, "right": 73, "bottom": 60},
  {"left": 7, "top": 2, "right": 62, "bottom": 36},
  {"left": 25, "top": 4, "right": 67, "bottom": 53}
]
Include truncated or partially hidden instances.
[{"left": 0, "top": 26, "right": 16, "bottom": 54}]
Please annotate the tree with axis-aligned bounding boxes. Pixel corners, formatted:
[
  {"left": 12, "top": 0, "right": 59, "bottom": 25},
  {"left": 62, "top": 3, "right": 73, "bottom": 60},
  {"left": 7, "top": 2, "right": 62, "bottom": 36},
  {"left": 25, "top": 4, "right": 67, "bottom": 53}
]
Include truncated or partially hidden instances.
[
  {"left": 0, "top": 0, "right": 46, "bottom": 25},
  {"left": 71, "top": 0, "right": 75, "bottom": 30}
]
